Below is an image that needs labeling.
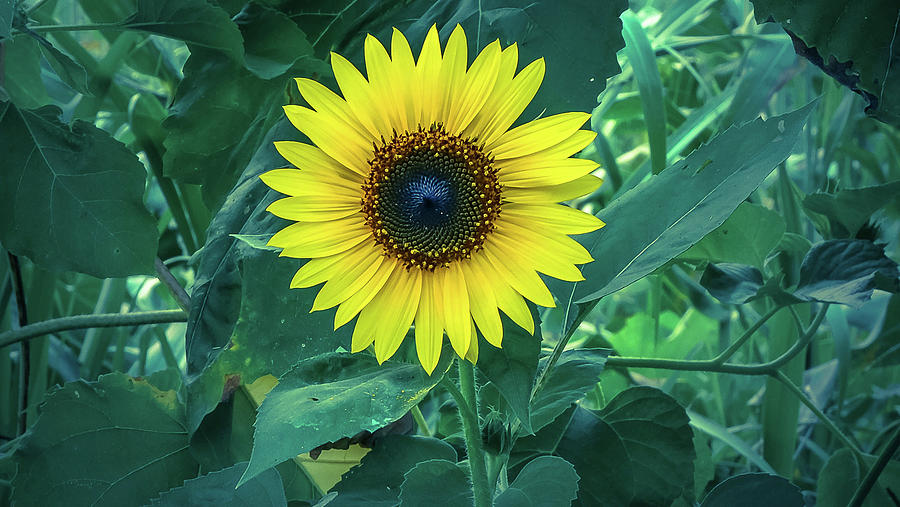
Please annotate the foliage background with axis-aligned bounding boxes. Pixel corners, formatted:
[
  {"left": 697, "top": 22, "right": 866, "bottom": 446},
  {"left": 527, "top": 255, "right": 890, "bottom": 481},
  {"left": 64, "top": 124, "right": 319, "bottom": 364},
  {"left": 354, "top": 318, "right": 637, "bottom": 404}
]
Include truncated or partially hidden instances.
[{"left": 1, "top": 0, "right": 899, "bottom": 506}]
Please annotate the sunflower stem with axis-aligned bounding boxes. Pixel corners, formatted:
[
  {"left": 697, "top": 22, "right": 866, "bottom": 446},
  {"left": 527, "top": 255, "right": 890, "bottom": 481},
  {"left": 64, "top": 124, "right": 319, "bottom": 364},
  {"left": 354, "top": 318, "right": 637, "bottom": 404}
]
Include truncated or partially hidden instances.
[
  {"left": 0, "top": 310, "right": 188, "bottom": 349},
  {"left": 456, "top": 359, "right": 492, "bottom": 507}
]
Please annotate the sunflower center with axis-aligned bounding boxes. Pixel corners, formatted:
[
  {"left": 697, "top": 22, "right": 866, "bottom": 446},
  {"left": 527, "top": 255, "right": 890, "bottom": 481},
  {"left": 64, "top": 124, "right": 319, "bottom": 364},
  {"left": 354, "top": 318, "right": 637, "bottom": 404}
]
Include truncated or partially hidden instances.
[{"left": 362, "top": 127, "right": 502, "bottom": 270}]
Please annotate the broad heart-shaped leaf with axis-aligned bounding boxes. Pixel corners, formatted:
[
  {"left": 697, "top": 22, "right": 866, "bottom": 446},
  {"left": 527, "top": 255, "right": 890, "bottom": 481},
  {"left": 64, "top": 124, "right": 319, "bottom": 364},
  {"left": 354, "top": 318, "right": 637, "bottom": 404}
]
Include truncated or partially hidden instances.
[
  {"left": 476, "top": 311, "right": 541, "bottom": 434},
  {"left": 496, "top": 456, "right": 579, "bottom": 507},
  {"left": 803, "top": 180, "right": 900, "bottom": 238},
  {"left": 146, "top": 462, "right": 285, "bottom": 507},
  {"left": 123, "top": 0, "right": 243, "bottom": 62},
  {"left": 530, "top": 349, "right": 609, "bottom": 432},
  {"left": 2, "top": 35, "right": 51, "bottom": 108},
  {"left": 329, "top": 435, "right": 457, "bottom": 507},
  {"left": 184, "top": 119, "right": 298, "bottom": 381},
  {"left": 597, "top": 386, "right": 695, "bottom": 505},
  {"left": 399, "top": 460, "right": 473, "bottom": 507},
  {"left": 241, "top": 352, "right": 452, "bottom": 486},
  {"left": 11, "top": 373, "right": 197, "bottom": 506},
  {"left": 700, "top": 263, "right": 764, "bottom": 304},
  {"left": 0, "top": 104, "right": 158, "bottom": 277},
  {"left": 750, "top": 0, "right": 900, "bottom": 127},
  {"left": 236, "top": 3, "right": 325, "bottom": 80},
  {"left": 569, "top": 102, "right": 815, "bottom": 304},
  {"left": 700, "top": 473, "right": 802, "bottom": 507},
  {"left": 795, "top": 239, "right": 900, "bottom": 307},
  {"left": 39, "top": 42, "right": 92, "bottom": 96},
  {"left": 681, "top": 202, "right": 786, "bottom": 269},
  {"left": 555, "top": 407, "right": 634, "bottom": 506}
]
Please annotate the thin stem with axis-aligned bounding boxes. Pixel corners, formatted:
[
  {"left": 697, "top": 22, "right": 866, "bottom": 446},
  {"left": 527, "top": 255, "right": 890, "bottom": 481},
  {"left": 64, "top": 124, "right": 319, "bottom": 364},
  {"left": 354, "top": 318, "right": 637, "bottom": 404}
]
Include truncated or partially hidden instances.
[
  {"left": 24, "top": 22, "right": 125, "bottom": 33},
  {"left": 849, "top": 424, "right": 900, "bottom": 507},
  {"left": 712, "top": 305, "right": 782, "bottom": 364},
  {"left": 0, "top": 310, "right": 188, "bottom": 349},
  {"left": 771, "top": 371, "right": 863, "bottom": 461},
  {"left": 532, "top": 299, "right": 599, "bottom": 401},
  {"left": 456, "top": 360, "right": 492, "bottom": 507},
  {"left": 7, "top": 254, "right": 29, "bottom": 436},
  {"left": 410, "top": 405, "right": 432, "bottom": 438},
  {"left": 154, "top": 258, "right": 191, "bottom": 311}
]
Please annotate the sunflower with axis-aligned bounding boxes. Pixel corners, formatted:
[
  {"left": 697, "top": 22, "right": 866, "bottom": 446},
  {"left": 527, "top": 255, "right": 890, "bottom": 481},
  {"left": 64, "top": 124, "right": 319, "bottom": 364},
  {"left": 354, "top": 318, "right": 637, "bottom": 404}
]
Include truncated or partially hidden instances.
[{"left": 260, "top": 25, "right": 605, "bottom": 374}]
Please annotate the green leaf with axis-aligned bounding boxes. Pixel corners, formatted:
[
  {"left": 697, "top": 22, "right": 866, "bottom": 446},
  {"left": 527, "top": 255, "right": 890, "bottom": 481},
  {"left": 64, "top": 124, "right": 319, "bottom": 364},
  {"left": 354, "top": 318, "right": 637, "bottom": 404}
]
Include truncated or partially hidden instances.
[
  {"left": 555, "top": 407, "right": 634, "bottom": 506},
  {"left": 124, "top": 0, "right": 243, "bottom": 62},
  {"left": 329, "top": 435, "right": 457, "bottom": 507},
  {"left": 496, "top": 456, "right": 579, "bottom": 507},
  {"left": 476, "top": 312, "right": 541, "bottom": 434},
  {"left": 688, "top": 410, "right": 776, "bottom": 474},
  {"left": 399, "top": 459, "right": 473, "bottom": 507},
  {"left": 816, "top": 449, "right": 859, "bottom": 507},
  {"left": 0, "top": 104, "right": 158, "bottom": 277},
  {"left": 146, "top": 462, "right": 286, "bottom": 507},
  {"left": 681, "top": 202, "right": 786, "bottom": 269},
  {"left": 803, "top": 180, "right": 900, "bottom": 238},
  {"left": 750, "top": 0, "right": 900, "bottom": 127},
  {"left": 530, "top": 349, "right": 609, "bottom": 432},
  {"left": 236, "top": 3, "right": 324, "bottom": 80},
  {"left": 2, "top": 35, "right": 51, "bottom": 108},
  {"left": 230, "top": 233, "right": 278, "bottom": 251},
  {"left": 572, "top": 102, "right": 815, "bottom": 304},
  {"left": 11, "top": 373, "right": 197, "bottom": 506},
  {"left": 700, "top": 473, "right": 802, "bottom": 507},
  {"left": 0, "top": 0, "right": 13, "bottom": 39},
  {"left": 700, "top": 263, "right": 764, "bottom": 304},
  {"left": 598, "top": 386, "right": 695, "bottom": 505},
  {"left": 241, "top": 352, "right": 451, "bottom": 486},
  {"left": 622, "top": 11, "right": 666, "bottom": 175},
  {"left": 795, "top": 239, "right": 900, "bottom": 307},
  {"left": 39, "top": 42, "right": 92, "bottom": 96}
]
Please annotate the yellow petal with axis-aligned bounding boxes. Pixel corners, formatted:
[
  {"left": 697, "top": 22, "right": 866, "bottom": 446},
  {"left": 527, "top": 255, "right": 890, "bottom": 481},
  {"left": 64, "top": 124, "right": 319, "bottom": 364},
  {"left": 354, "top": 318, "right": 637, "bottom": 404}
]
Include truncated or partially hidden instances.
[
  {"left": 290, "top": 254, "right": 347, "bottom": 289},
  {"left": 365, "top": 33, "right": 407, "bottom": 133},
  {"left": 283, "top": 105, "right": 371, "bottom": 175},
  {"left": 373, "top": 268, "right": 423, "bottom": 363},
  {"left": 471, "top": 254, "right": 534, "bottom": 334},
  {"left": 445, "top": 40, "right": 501, "bottom": 136},
  {"left": 436, "top": 24, "right": 468, "bottom": 124},
  {"left": 312, "top": 244, "right": 384, "bottom": 311},
  {"left": 460, "top": 260, "right": 503, "bottom": 347},
  {"left": 265, "top": 195, "right": 360, "bottom": 222},
  {"left": 416, "top": 24, "right": 443, "bottom": 125},
  {"left": 481, "top": 241, "right": 555, "bottom": 307},
  {"left": 502, "top": 203, "right": 605, "bottom": 235},
  {"left": 272, "top": 142, "right": 363, "bottom": 189},
  {"left": 472, "top": 56, "right": 545, "bottom": 147},
  {"left": 462, "top": 43, "right": 521, "bottom": 143},
  {"left": 273, "top": 219, "right": 371, "bottom": 258},
  {"left": 488, "top": 112, "right": 591, "bottom": 160},
  {"left": 330, "top": 51, "right": 387, "bottom": 139},
  {"left": 492, "top": 228, "right": 585, "bottom": 282},
  {"left": 259, "top": 168, "right": 360, "bottom": 199},
  {"left": 499, "top": 157, "right": 599, "bottom": 188},
  {"left": 497, "top": 218, "right": 594, "bottom": 264},
  {"left": 335, "top": 257, "right": 398, "bottom": 329},
  {"left": 295, "top": 78, "right": 373, "bottom": 146},
  {"left": 464, "top": 320, "right": 479, "bottom": 364},
  {"left": 415, "top": 272, "right": 444, "bottom": 375},
  {"left": 351, "top": 303, "right": 377, "bottom": 353},
  {"left": 391, "top": 28, "right": 420, "bottom": 130},
  {"left": 438, "top": 263, "right": 471, "bottom": 358},
  {"left": 505, "top": 174, "right": 604, "bottom": 203}
]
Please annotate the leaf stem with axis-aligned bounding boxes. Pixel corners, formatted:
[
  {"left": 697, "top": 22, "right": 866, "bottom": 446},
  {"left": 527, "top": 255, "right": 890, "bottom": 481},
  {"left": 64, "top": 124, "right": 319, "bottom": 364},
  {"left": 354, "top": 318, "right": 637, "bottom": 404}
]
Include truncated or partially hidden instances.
[
  {"left": 7, "top": 254, "right": 29, "bottom": 436},
  {"left": 771, "top": 371, "right": 863, "bottom": 461},
  {"left": 154, "top": 258, "right": 191, "bottom": 311},
  {"left": 849, "top": 423, "right": 900, "bottom": 507},
  {"left": 24, "top": 22, "right": 125, "bottom": 33},
  {"left": 410, "top": 405, "right": 432, "bottom": 438},
  {"left": 455, "top": 360, "right": 492, "bottom": 507},
  {"left": 711, "top": 305, "right": 783, "bottom": 364},
  {"left": 0, "top": 310, "right": 188, "bottom": 349}
]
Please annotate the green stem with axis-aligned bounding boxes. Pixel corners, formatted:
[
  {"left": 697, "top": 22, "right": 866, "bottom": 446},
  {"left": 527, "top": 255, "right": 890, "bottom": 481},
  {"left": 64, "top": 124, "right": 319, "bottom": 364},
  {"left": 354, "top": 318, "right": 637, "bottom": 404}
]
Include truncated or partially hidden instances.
[
  {"left": 771, "top": 371, "right": 863, "bottom": 461},
  {"left": 712, "top": 305, "right": 783, "bottom": 364},
  {"left": 411, "top": 405, "right": 432, "bottom": 438},
  {"left": 532, "top": 299, "right": 599, "bottom": 401},
  {"left": 154, "top": 258, "right": 191, "bottom": 311},
  {"left": 24, "top": 22, "right": 125, "bottom": 33},
  {"left": 456, "top": 360, "right": 492, "bottom": 507},
  {"left": 849, "top": 424, "right": 900, "bottom": 507},
  {"left": 0, "top": 310, "right": 188, "bottom": 349}
]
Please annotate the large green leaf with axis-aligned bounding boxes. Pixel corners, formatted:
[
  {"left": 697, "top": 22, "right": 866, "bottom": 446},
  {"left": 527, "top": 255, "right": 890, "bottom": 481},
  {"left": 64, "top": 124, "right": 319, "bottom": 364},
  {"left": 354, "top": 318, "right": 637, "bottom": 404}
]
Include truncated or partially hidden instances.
[
  {"left": 236, "top": 3, "right": 325, "bottom": 80},
  {"left": 794, "top": 239, "right": 899, "bottom": 307},
  {"left": 816, "top": 449, "right": 859, "bottom": 507},
  {"left": 39, "top": 41, "right": 92, "bottom": 97},
  {"left": 146, "top": 462, "right": 286, "bottom": 507},
  {"left": 399, "top": 460, "right": 473, "bottom": 507},
  {"left": 476, "top": 312, "right": 541, "bottom": 434},
  {"left": 530, "top": 349, "right": 609, "bottom": 432},
  {"left": 700, "top": 263, "right": 765, "bottom": 304},
  {"left": 330, "top": 435, "right": 457, "bottom": 507},
  {"left": 0, "top": 104, "right": 158, "bottom": 277},
  {"left": 571, "top": 102, "right": 815, "bottom": 304},
  {"left": 0, "top": 0, "right": 13, "bottom": 39},
  {"left": 123, "top": 0, "right": 243, "bottom": 61},
  {"left": 681, "top": 202, "right": 786, "bottom": 269},
  {"left": 555, "top": 407, "right": 634, "bottom": 506},
  {"left": 750, "top": 0, "right": 900, "bottom": 126},
  {"left": 11, "top": 373, "right": 197, "bottom": 506},
  {"left": 240, "top": 352, "right": 451, "bottom": 485},
  {"left": 597, "top": 386, "right": 695, "bottom": 504},
  {"left": 2, "top": 35, "right": 51, "bottom": 109},
  {"left": 803, "top": 180, "right": 900, "bottom": 238},
  {"left": 700, "top": 473, "right": 802, "bottom": 507},
  {"left": 496, "top": 456, "right": 579, "bottom": 507}
]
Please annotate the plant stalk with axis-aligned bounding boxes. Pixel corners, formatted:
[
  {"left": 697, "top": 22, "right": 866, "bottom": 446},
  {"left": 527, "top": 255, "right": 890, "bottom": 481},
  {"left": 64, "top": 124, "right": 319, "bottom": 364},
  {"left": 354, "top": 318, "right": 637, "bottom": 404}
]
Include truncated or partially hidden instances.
[{"left": 456, "top": 360, "right": 492, "bottom": 507}]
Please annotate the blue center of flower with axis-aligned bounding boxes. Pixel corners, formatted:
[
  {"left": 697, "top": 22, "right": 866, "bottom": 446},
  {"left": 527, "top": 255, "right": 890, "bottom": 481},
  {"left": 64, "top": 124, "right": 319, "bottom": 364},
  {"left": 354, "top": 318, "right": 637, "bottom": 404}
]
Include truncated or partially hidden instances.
[{"left": 362, "top": 127, "right": 502, "bottom": 270}]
